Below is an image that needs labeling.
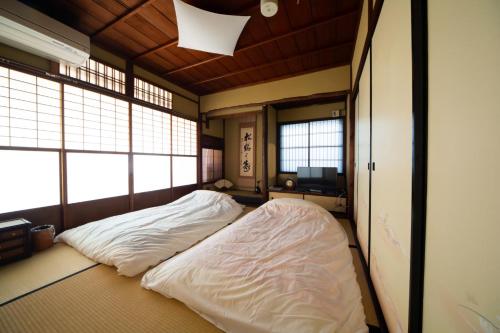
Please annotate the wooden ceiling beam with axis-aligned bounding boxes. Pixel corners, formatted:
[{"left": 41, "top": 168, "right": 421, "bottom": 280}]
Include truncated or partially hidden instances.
[
  {"left": 162, "top": 9, "right": 358, "bottom": 77},
  {"left": 91, "top": 0, "right": 156, "bottom": 38},
  {"left": 190, "top": 41, "right": 353, "bottom": 87},
  {"left": 131, "top": 2, "right": 260, "bottom": 60}
]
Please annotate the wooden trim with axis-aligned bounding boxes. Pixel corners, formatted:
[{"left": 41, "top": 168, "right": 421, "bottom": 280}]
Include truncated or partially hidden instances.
[
  {"left": 262, "top": 106, "right": 269, "bottom": 200},
  {"left": 351, "top": 0, "right": 384, "bottom": 97},
  {"left": 163, "top": 10, "right": 358, "bottom": 77},
  {"left": 222, "top": 119, "right": 226, "bottom": 179},
  {"left": 368, "top": 48, "right": 373, "bottom": 272},
  {"left": 201, "top": 135, "right": 224, "bottom": 150},
  {"left": 59, "top": 84, "right": 68, "bottom": 231},
  {"left": 132, "top": 39, "right": 178, "bottom": 61},
  {"left": 126, "top": 61, "right": 134, "bottom": 211},
  {"left": 197, "top": 103, "right": 202, "bottom": 188},
  {"left": 408, "top": 0, "right": 428, "bottom": 332},
  {"left": 200, "top": 62, "right": 351, "bottom": 96},
  {"left": 90, "top": 0, "right": 156, "bottom": 37},
  {"left": 169, "top": 109, "right": 174, "bottom": 200},
  {"left": 208, "top": 111, "right": 261, "bottom": 120},
  {"left": 191, "top": 42, "right": 353, "bottom": 87},
  {"left": 349, "top": 0, "right": 365, "bottom": 65},
  {"left": 205, "top": 91, "right": 350, "bottom": 115}
]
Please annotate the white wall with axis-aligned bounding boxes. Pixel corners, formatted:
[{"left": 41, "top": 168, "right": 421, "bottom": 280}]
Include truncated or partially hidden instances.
[{"left": 424, "top": 1, "right": 500, "bottom": 332}]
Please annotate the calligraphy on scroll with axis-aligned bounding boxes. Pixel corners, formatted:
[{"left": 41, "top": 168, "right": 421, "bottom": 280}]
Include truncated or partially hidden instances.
[{"left": 239, "top": 125, "right": 255, "bottom": 177}]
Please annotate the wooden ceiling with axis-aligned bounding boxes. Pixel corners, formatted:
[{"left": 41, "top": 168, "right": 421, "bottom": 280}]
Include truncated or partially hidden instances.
[{"left": 22, "top": 0, "right": 361, "bottom": 95}]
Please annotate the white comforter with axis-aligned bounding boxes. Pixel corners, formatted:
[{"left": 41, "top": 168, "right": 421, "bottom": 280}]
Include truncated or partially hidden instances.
[
  {"left": 142, "top": 198, "right": 367, "bottom": 333},
  {"left": 55, "top": 190, "right": 243, "bottom": 277}
]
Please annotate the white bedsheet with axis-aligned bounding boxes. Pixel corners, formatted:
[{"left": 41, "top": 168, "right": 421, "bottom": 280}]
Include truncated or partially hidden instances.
[
  {"left": 142, "top": 198, "right": 367, "bottom": 333},
  {"left": 55, "top": 190, "right": 243, "bottom": 277}
]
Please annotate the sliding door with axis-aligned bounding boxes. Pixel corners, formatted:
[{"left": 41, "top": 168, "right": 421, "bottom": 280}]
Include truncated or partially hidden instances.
[
  {"left": 356, "top": 51, "right": 371, "bottom": 261},
  {"left": 370, "top": 0, "right": 413, "bottom": 331},
  {"left": 353, "top": 95, "right": 359, "bottom": 223}
]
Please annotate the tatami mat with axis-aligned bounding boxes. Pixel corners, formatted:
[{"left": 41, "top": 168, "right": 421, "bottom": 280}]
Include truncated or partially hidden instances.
[
  {"left": 338, "top": 218, "right": 356, "bottom": 246},
  {"left": 0, "top": 243, "right": 96, "bottom": 305},
  {"left": 351, "top": 248, "right": 379, "bottom": 326},
  {"left": 337, "top": 218, "right": 378, "bottom": 327},
  {"left": 0, "top": 264, "right": 222, "bottom": 333},
  {"left": 0, "top": 213, "right": 378, "bottom": 331}
]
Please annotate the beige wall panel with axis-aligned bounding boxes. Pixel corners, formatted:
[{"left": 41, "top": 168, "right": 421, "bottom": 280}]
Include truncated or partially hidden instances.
[
  {"left": 356, "top": 50, "right": 371, "bottom": 262},
  {"left": 0, "top": 43, "right": 51, "bottom": 71},
  {"left": 256, "top": 112, "right": 263, "bottom": 190},
  {"left": 202, "top": 118, "right": 224, "bottom": 138},
  {"left": 90, "top": 45, "right": 126, "bottom": 70},
  {"left": 172, "top": 94, "right": 198, "bottom": 119},
  {"left": 200, "top": 66, "right": 350, "bottom": 113},
  {"left": 424, "top": 1, "right": 500, "bottom": 332},
  {"left": 370, "top": 0, "right": 412, "bottom": 332},
  {"left": 276, "top": 102, "right": 345, "bottom": 123},
  {"left": 351, "top": 0, "right": 368, "bottom": 88}
]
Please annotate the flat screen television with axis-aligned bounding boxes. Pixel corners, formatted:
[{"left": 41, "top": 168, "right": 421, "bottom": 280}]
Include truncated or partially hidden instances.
[{"left": 296, "top": 167, "right": 337, "bottom": 193}]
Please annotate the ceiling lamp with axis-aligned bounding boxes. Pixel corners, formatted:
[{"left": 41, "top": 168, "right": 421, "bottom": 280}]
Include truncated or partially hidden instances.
[
  {"left": 173, "top": 0, "right": 250, "bottom": 56},
  {"left": 261, "top": 0, "right": 278, "bottom": 17}
]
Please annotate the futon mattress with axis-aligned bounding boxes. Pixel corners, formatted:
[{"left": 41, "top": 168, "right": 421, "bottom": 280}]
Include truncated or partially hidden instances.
[
  {"left": 55, "top": 190, "right": 243, "bottom": 277},
  {"left": 142, "top": 198, "right": 367, "bottom": 333}
]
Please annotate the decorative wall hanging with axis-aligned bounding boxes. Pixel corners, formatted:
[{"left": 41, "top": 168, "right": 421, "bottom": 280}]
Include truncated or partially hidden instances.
[
  {"left": 239, "top": 123, "right": 255, "bottom": 178},
  {"left": 173, "top": 0, "right": 251, "bottom": 56}
]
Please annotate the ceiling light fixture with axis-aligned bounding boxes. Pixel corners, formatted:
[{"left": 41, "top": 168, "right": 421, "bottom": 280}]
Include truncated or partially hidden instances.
[
  {"left": 173, "top": 0, "right": 250, "bottom": 56},
  {"left": 260, "top": 0, "right": 278, "bottom": 17}
]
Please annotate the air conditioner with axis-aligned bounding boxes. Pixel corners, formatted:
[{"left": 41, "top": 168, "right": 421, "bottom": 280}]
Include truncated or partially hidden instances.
[{"left": 0, "top": 0, "right": 90, "bottom": 67}]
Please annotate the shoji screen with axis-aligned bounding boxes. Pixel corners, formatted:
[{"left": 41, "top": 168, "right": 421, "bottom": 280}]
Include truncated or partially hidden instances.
[
  {"left": 370, "top": 0, "right": 412, "bottom": 331},
  {"left": 356, "top": 50, "right": 371, "bottom": 261}
]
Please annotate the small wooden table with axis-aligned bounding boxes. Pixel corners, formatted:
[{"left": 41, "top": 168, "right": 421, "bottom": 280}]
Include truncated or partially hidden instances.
[{"left": 0, "top": 218, "right": 32, "bottom": 265}]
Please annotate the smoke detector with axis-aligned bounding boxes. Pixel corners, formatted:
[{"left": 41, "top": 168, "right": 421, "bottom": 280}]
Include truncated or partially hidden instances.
[{"left": 261, "top": 0, "right": 278, "bottom": 17}]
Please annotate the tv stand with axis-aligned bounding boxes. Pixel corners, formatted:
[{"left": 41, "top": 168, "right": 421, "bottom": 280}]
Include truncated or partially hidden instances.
[{"left": 268, "top": 188, "right": 346, "bottom": 213}]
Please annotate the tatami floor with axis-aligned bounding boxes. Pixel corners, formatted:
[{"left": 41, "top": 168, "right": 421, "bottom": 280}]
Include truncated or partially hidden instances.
[{"left": 0, "top": 208, "right": 380, "bottom": 332}]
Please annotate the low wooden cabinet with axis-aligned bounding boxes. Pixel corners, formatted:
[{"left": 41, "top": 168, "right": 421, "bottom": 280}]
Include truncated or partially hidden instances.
[
  {"left": 268, "top": 190, "right": 346, "bottom": 213},
  {"left": 0, "top": 218, "right": 32, "bottom": 265}
]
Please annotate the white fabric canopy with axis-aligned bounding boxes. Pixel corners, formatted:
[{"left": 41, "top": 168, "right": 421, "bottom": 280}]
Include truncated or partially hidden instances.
[{"left": 173, "top": 0, "right": 250, "bottom": 56}]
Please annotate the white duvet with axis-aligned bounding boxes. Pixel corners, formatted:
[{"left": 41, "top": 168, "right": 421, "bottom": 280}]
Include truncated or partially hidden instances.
[
  {"left": 55, "top": 190, "right": 243, "bottom": 277},
  {"left": 142, "top": 198, "right": 367, "bottom": 333}
]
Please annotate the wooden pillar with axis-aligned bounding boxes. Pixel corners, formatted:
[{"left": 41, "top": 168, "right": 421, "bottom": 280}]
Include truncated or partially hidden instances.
[
  {"left": 262, "top": 105, "right": 269, "bottom": 201},
  {"left": 125, "top": 60, "right": 134, "bottom": 211}
]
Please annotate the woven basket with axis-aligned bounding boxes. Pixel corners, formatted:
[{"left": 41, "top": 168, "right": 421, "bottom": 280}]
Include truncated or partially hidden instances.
[{"left": 31, "top": 224, "right": 55, "bottom": 252}]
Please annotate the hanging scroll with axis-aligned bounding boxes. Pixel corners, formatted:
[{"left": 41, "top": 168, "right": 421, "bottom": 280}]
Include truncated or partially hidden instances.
[{"left": 239, "top": 123, "right": 255, "bottom": 177}]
